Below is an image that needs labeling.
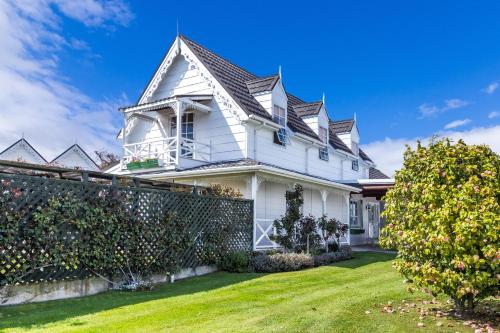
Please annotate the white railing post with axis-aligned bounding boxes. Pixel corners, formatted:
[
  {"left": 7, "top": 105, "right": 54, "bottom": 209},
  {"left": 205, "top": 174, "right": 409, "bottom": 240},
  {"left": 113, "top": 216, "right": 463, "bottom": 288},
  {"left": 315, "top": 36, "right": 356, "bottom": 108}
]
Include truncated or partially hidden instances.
[{"left": 344, "top": 193, "right": 351, "bottom": 245}]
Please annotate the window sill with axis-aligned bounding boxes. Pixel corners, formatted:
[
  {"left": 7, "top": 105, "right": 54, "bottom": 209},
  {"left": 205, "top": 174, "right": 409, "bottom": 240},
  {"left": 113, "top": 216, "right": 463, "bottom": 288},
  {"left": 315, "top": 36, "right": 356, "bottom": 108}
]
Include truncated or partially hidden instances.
[{"left": 350, "top": 228, "right": 365, "bottom": 235}]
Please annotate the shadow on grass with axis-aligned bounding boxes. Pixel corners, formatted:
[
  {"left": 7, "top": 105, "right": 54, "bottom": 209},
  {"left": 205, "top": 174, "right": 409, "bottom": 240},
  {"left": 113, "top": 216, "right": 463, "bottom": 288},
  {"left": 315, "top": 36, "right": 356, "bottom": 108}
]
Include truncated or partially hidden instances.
[
  {"left": 0, "top": 271, "right": 264, "bottom": 330},
  {"left": 332, "top": 251, "right": 396, "bottom": 269}
]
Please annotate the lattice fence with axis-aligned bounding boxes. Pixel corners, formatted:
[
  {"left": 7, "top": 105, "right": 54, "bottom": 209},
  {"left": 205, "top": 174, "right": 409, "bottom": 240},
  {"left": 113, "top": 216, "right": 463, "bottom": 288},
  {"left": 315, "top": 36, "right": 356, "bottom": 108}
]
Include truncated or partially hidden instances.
[{"left": 0, "top": 171, "right": 253, "bottom": 286}]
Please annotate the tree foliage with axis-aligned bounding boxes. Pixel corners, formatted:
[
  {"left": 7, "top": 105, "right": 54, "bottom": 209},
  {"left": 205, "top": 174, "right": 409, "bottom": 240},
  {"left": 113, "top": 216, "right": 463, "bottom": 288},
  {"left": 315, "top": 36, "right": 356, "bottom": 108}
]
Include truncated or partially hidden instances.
[{"left": 380, "top": 138, "right": 500, "bottom": 312}]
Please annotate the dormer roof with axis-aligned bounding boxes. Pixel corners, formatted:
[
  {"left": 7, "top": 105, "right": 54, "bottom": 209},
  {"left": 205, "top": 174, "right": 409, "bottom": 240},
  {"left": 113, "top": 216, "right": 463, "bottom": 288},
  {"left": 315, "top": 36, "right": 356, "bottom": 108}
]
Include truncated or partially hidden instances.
[
  {"left": 330, "top": 119, "right": 355, "bottom": 134},
  {"left": 292, "top": 101, "right": 324, "bottom": 118},
  {"left": 246, "top": 75, "right": 280, "bottom": 94},
  {"left": 327, "top": 121, "right": 354, "bottom": 155}
]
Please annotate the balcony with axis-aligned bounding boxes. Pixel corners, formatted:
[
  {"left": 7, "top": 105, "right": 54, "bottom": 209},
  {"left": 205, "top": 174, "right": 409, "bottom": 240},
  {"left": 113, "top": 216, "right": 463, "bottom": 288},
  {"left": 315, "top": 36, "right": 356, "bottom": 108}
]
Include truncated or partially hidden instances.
[{"left": 121, "top": 137, "right": 211, "bottom": 171}]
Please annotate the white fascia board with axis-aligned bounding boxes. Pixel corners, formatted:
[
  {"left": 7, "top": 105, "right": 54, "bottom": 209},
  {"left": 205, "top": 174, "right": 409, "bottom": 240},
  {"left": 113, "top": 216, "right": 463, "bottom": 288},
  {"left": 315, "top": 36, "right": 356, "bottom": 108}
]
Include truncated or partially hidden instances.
[
  {"left": 357, "top": 178, "right": 395, "bottom": 185},
  {"left": 145, "top": 164, "right": 361, "bottom": 193}
]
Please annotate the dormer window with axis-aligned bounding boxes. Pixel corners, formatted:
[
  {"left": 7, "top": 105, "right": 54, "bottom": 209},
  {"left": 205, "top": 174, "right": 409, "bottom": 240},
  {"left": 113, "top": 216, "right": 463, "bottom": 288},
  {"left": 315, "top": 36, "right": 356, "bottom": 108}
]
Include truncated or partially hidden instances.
[
  {"left": 318, "top": 126, "right": 329, "bottom": 161},
  {"left": 351, "top": 142, "right": 359, "bottom": 156},
  {"left": 273, "top": 105, "right": 289, "bottom": 146},
  {"left": 273, "top": 105, "right": 286, "bottom": 127}
]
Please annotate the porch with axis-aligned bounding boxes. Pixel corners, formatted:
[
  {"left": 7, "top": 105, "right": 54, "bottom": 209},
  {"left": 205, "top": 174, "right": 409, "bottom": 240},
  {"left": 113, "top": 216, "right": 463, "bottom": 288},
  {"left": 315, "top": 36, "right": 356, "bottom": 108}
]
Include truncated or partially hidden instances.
[{"left": 119, "top": 95, "right": 214, "bottom": 172}]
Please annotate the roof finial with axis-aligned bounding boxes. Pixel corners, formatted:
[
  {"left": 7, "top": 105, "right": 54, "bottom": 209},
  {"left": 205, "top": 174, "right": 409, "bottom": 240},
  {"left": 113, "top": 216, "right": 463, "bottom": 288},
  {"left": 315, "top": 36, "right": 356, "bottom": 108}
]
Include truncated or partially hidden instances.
[
  {"left": 278, "top": 65, "right": 282, "bottom": 79},
  {"left": 354, "top": 112, "right": 357, "bottom": 123},
  {"left": 322, "top": 92, "right": 325, "bottom": 105},
  {"left": 176, "top": 18, "right": 179, "bottom": 37}
]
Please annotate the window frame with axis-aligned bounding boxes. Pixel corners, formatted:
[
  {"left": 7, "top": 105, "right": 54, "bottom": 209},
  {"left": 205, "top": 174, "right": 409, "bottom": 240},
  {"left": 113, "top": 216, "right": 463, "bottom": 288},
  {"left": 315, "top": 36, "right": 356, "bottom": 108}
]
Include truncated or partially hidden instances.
[
  {"left": 349, "top": 200, "right": 363, "bottom": 229},
  {"left": 318, "top": 126, "right": 329, "bottom": 161},
  {"left": 352, "top": 159, "right": 359, "bottom": 171},
  {"left": 273, "top": 105, "right": 286, "bottom": 127}
]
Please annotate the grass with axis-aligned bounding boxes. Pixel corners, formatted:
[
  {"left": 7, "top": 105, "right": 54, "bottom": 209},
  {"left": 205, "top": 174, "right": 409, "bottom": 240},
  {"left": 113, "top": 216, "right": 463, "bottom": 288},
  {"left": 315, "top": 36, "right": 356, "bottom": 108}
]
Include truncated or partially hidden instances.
[{"left": 0, "top": 252, "right": 476, "bottom": 333}]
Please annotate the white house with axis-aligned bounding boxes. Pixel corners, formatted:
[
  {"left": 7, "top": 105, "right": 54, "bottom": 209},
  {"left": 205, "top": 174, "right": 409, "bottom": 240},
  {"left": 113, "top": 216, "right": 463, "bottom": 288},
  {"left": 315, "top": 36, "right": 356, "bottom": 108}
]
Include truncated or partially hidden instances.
[
  {"left": 109, "top": 35, "right": 393, "bottom": 249},
  {"left": 0, "top": 140, "right": 99, "bottom": 171}
]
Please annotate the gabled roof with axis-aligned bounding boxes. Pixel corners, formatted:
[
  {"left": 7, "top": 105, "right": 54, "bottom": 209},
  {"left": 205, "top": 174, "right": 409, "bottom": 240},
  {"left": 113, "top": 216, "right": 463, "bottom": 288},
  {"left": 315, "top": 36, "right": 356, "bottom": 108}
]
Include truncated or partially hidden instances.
[
  {"left": 328, "top": 129, "right": 354, "bottom": 155},
  {"left": 246, "top": 75, "right": 280, "bottom": 94},
  {"left": 326, "top": 121, "right": 354, "bottom": 155},
  {"left": 51, "top": 144, "right": 99, "bottom": 170},
  {"left": 359, "top": 148, "right": 373, "bottom": 163},
  {"left": 0, "top": 138, "right": 47, "bottom": 163},
  {"left": 330, "top": 119, "right": 355, "bottom": 134},
  {"left": 369, "top": 167, "right": 390, "bottom": 179},
  {"left": 292, "top": 101, "right": 323, "bottom": 117},
  {"left": 178, "top": 35, "right": 319, "bottom": 141}
]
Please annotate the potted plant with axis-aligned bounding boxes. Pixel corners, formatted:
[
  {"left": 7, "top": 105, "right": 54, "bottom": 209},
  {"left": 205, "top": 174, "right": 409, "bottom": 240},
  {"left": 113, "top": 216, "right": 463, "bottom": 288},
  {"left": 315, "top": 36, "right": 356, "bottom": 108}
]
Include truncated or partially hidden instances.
[
  {"left": 126, "top": 157, "right": 142, "bottom": 171},
  {"left": 140, "top": 158, "right": 160, "bottom": 169}
]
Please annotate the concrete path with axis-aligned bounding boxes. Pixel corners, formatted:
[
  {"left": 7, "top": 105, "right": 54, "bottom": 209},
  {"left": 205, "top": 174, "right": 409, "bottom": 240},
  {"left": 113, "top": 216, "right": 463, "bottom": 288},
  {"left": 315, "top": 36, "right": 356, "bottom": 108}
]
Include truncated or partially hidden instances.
[{"left": 351, "top": 245, "right": 397, "bottom": 254}]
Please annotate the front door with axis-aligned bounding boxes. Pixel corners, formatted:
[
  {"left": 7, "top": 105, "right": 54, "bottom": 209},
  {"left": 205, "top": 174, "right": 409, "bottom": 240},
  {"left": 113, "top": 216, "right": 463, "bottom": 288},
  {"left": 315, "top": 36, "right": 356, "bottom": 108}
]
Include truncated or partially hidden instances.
[{"left": 367, "top": 203, "right": 380, "bottom": 239}]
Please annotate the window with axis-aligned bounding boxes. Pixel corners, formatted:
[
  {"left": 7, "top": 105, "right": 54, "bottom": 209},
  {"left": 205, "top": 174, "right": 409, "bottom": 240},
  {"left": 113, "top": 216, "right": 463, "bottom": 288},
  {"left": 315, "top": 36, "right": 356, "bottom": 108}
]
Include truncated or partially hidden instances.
[
  {"left": 318, "top": 126, "right": 329, "bottom": 161},
  {"left": 352, "top": 159, "right": 359, "bottom": 171},
  {"left": 274, "top": 128, "right": 289, "bottom": 146},
  {"left": 273, "top": 105, "right": 286, "bottom": 126},
  {"left": 171, "top": 113, "right": 194, "bottom": 157},
  {"left": 349, "top": 200, "right": 363, "bottom": 228}
]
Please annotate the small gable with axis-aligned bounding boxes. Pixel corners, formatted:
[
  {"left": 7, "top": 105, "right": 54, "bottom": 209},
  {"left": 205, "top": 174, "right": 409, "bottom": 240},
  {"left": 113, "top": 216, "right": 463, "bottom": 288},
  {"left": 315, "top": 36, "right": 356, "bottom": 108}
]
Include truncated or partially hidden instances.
[
  {"left": 52, "top": 145, "right": 99, "bottom": 171},
  {"left": 0, "top": 139, "right": 46, "bottom": 164}
]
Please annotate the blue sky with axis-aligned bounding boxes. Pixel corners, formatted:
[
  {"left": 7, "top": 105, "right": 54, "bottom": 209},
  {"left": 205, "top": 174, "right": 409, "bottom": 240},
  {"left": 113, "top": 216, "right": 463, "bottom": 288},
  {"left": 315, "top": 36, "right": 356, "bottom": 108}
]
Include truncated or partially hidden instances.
[{"left": 1, "top": 1, "right": 499, "bottom": 174}]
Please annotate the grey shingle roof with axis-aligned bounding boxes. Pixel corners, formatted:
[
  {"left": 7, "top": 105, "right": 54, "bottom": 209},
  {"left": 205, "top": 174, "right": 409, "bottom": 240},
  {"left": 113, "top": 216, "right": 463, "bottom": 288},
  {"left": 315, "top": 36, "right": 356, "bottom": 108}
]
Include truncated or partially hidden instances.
[
  {"left": 246, "top": 75, "right": 280, "bottom": 94},
  {"left": 369, "top": 167, "right": 390, "bottom": 179},
  {"left": 359, "top": 148, "right": 373, "bottom": 163},
  {"left": 179, "top": 35, "right": 319, "bottom": 141},
  {"left": 292, "top": 101, "right": 323, "bottom": 117},
  {"left": 327, "top": 121, "right": 354, "bottom": 155},
  {"left": 330, "top": 119, "right": 355, "bottom": 134}
]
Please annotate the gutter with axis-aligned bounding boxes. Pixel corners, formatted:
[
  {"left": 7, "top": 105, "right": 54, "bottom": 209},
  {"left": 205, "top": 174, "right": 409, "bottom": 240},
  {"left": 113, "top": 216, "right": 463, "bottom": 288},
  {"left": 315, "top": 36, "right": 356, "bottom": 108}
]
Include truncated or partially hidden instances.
[
  {"left": 245, "top": 114, "right": 326, "bottom": 147},
  {"left": 145, "top": 164, "right": 361, "bottom": 193}
]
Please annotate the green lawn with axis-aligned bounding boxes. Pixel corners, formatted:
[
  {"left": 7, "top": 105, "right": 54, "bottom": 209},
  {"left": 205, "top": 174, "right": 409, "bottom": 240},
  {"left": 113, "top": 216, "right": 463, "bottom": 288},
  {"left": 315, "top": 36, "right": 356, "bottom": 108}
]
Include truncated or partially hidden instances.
[{"left": 0, "top": 252, "right": 474, "bottom": 333}]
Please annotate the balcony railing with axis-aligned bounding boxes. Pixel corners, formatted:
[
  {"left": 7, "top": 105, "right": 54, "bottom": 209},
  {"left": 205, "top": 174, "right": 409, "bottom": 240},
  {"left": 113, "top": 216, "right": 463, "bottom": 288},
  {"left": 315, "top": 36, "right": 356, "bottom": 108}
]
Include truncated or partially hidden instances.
[{"left": 122, "top": 137, "right": 211, "bottom": 170}]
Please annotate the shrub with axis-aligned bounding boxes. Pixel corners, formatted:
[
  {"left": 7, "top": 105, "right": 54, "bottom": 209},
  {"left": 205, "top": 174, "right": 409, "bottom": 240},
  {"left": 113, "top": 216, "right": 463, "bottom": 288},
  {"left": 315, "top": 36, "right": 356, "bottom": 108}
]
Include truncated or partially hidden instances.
[
  {"left": 251, "top": 253, "right": 314, "bottom": 273},
  {"left": 380, "top": 138, "right": 500, "bottom": 313},
  {"left": 313, "top": 246, "right": 353, "bottom": 267},
  {"left": 209, "top": 184, "right": 243, "bottom": 198},
  {"left": 220, "top": 251, "right": 250, "bottom": 273}
]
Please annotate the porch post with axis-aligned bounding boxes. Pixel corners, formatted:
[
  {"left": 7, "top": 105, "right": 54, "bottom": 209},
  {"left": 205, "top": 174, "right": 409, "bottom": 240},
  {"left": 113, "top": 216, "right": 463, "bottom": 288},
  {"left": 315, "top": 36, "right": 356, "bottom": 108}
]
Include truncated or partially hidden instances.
[
  {"left": 250, "top": 173, "right": 260, "bottom": 251},
  {"left": 343, "top": 193, "right": 351, "bottom": 245},
  {"left": 320, "top": 189, "right": 329, "bottom": 216},
  {"left": 175, "top": 101, "right": 183, "bottom": 165}
]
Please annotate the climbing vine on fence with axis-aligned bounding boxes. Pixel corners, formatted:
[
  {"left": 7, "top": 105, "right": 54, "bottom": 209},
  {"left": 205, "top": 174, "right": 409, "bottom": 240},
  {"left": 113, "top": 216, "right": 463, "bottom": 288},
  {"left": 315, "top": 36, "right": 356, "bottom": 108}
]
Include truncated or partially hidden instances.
[{"left": 0, "top": 172, "right": 253, "bottom": 287}]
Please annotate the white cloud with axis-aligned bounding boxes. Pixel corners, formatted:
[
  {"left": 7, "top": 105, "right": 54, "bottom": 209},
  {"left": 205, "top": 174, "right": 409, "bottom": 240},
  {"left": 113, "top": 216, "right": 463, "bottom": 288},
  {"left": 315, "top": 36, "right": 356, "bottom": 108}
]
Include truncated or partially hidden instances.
[
  {"left": 483, "top": 82, "right": 499, "bottom": 95},
  {"left": 362, "top": 125, "right": 500, "bottom": 177},
  {"left": 53, "top": 0, "right": 133, "bottom": 28},
  {"left": 443, "top": 98, "right": 469, "bottom": 110},
  {"left": 0, "top": 0, "right": 132, "bottom": 160},
  {"left": 444, "top": 118, "right": 471, "bottom": 129},
  {"left": 418, "top": 99, "right": 469, "bottom": 118},
  {"left": 488, "top": 111, "right": 500, "bottom": 119}
]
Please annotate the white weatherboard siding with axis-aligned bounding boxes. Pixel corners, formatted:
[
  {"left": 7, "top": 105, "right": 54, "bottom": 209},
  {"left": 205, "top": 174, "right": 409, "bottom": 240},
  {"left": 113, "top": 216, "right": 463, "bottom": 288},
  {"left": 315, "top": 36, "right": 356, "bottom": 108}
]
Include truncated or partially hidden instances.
[{"left": 127, "top": 53, "right": 247, "bottom": 164}]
